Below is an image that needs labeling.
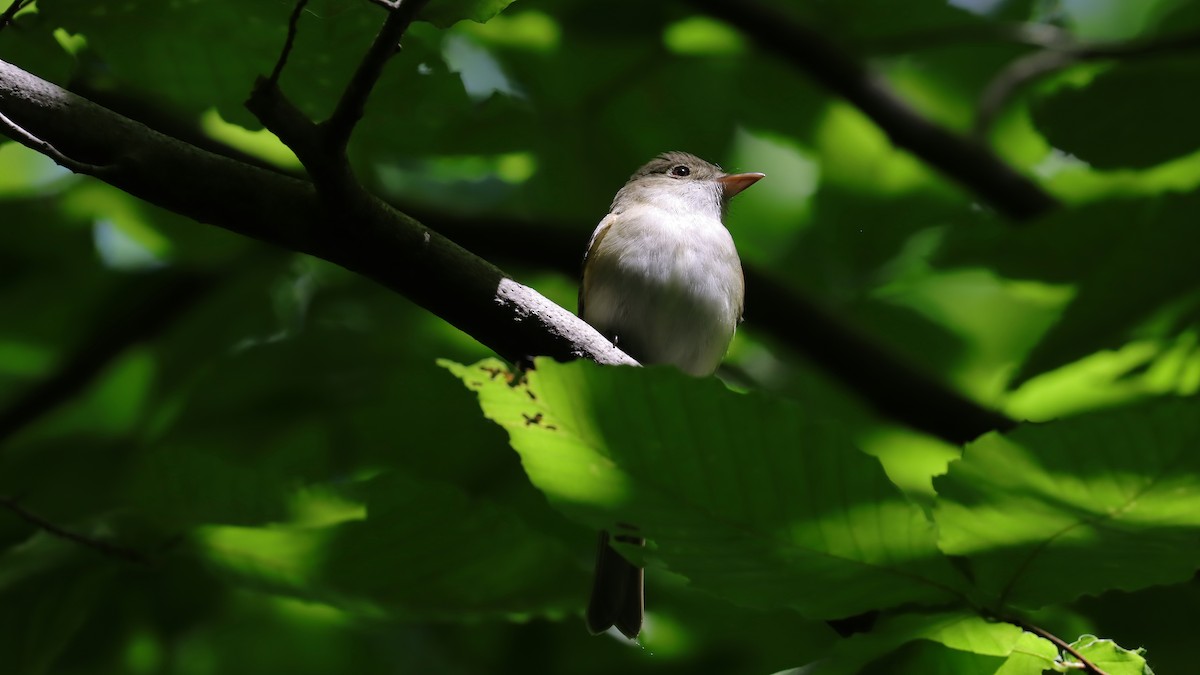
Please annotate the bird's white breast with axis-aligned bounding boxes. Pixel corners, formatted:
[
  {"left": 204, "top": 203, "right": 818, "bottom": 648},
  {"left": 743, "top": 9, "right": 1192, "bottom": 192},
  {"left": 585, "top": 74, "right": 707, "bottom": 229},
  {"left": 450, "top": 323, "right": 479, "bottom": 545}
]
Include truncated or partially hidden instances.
[{"left": 582, "top": 201, "right": 744, "bottom": 376}]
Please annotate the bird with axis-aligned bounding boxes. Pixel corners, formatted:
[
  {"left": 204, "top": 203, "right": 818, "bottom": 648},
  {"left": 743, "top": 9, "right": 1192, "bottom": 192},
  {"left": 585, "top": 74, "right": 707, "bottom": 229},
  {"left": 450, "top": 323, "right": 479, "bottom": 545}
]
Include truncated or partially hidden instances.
[{"left": 578, "top": 151, "right": 764, "bottom": 639}]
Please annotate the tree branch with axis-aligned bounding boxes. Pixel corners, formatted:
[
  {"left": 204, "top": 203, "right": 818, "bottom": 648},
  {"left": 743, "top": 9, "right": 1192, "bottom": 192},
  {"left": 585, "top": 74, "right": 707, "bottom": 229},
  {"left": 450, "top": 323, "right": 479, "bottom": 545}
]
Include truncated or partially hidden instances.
[
  {"left": 322, "top": 0, "right": 430, "bottom": 153},
  {"left": 0, "top": 0, "right": 32, "bottom": 33},
  {"left": 1, "top": 57, "right": 1014, "bottom": 445},
  {"left": 268, "top": 0, "right": 310, "bottom": 85},
  {"left": 0, "top": 59, "right": 635, "bottom": 374},
  {"left": 975, "top": 26, "right": 1200, "bottom": 137},
  {"left": 0, "top": 495, "right": 150, "bottom": 564},
  {"left": 404, "top": 206, "right": 1016, "bottom": 445},
  {"left": 0, "top": 109, "right": 111, "bottom": 173},
  {"left": 249, "top": 0, "right": 428, "bottom": 199},
  {"left": 685, "top": 0, "right": 1060, "bottom": 221}
]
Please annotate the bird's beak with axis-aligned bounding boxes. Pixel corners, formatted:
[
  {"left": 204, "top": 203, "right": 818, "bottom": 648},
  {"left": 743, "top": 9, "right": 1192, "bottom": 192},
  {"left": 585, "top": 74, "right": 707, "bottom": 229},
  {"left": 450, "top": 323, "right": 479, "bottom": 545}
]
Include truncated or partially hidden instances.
[{"left": 717, "top": 172, "right": 766, "bottom": 198}]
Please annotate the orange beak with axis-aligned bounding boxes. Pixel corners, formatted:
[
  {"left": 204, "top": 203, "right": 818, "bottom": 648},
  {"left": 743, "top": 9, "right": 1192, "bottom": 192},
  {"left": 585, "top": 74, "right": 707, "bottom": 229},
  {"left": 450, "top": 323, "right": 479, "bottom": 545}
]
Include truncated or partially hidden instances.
[{"left": 717, "top": 172, "right": 766, "bottom": 198}]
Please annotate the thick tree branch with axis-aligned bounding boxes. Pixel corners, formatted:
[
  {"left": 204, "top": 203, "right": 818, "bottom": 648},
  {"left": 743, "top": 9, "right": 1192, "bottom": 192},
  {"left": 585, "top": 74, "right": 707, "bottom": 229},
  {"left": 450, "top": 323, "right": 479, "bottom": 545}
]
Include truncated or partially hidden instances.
[
  {"left": 1, "top": 59, "right": 1011, "bottom": 445},
  {"left": 686, "top": 0, "right": 1060, "bottom": 221},
  {"left": 405, "top": 207, "right": 1016, "bottom": 444},
  {"left": 0, "top": 59, "right": 636, "bottom": 372}
]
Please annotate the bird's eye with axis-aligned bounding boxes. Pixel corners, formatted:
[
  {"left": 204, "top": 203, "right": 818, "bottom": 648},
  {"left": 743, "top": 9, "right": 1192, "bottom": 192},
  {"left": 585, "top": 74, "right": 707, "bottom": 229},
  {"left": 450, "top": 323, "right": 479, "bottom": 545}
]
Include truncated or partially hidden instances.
[{"left": 669, "top": 165, "right": 691, "bottom": 177}]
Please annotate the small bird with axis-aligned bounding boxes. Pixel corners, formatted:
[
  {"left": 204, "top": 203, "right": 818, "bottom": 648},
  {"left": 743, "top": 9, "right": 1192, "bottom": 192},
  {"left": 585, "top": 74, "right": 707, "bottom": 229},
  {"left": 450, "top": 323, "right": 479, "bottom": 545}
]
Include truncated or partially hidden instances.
[{"left": 579, "top": 151, "right": 764, "bottom": 639}]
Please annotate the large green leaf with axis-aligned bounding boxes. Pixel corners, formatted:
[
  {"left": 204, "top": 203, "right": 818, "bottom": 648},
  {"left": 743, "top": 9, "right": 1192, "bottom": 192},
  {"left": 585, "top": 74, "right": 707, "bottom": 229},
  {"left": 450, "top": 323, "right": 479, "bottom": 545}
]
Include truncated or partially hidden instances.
[
  {"left": 934, "top": 398, "right": 1200, "bottom": 608},
  {"left": 936, "top": 193, "right": 1200, "bottom": 385},
  {"left": 318, "top": 471, "right": 582, "bottom": 616},
  {"left": 200, "top": 470, "right": 584, "bottom": 619},
  {"left": 1032, "top": 57, "right": 1200, "bottom": 170},
  {"left": 0, "top": 537, "right": 115, "bottom": 675},
  {"left": 446, "top": 357, "right": 968, "bottom": 618},
  {"left": 789, "top": 612, "right": 1056, "bottom": 675},
  {"left": 39, "top": 0, "right": 294, "bottom": 125}
]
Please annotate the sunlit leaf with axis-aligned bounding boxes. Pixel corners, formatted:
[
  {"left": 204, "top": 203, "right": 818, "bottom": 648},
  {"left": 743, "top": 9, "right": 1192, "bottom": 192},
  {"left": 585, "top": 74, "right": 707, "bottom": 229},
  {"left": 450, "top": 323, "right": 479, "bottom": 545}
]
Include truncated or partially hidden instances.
[
  {"left": 935, "top": 398, "right": 1200, "bottom": 608},
  {"left": 1063, "top": 635, "right": 1153, "bottom": 675},
  {"left": 446, "top": 357, "right": 968, "bottom": 618}
]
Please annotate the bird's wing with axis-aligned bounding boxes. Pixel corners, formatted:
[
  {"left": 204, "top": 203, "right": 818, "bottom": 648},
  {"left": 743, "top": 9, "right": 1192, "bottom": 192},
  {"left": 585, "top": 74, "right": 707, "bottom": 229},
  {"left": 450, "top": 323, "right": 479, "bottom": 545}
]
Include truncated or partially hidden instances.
[
  {"left": 578, "top": 213, "right": 618, "bottom": 318},
  {"left": 737, "top": 262, "right": 745, "bottom": 324}
]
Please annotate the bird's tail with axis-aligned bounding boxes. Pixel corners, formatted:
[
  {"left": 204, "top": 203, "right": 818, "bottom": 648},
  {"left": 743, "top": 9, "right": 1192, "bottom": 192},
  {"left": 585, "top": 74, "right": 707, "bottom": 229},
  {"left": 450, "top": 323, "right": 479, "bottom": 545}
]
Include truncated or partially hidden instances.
[{"left": 585, "top": 529, "right": 644, "bottom": 639}]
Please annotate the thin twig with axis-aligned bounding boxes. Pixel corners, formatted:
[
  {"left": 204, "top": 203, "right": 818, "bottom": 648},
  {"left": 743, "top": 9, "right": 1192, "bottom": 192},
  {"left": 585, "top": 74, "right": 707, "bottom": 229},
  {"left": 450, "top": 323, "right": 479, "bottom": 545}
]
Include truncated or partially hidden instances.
[
  {"left": 0, "top": 0, "right": 33, "bottom": 33},
  {"left": 974, "top": 27, "right": 1200, "bottom": 138},
  {"left": 974, "top": 50, "right": 1077, "bottom": 138},
  {"left": 0, "top": 496, "right": 150, "bottom": 565},
  {"left": 269, "top": 0, "right": 310, "bottom": 84},
  {"left": 322, "top": 0, "right": 431, "bottom": 153},
  {"left": 685, "top": 0, "right": 1059, "bottom": 221},
  {"left": 1014, "top": 619, "right": 1111, "bottom": 675},
  {"left": 0, "top": 110, "right": 111, "bottom": 174}
]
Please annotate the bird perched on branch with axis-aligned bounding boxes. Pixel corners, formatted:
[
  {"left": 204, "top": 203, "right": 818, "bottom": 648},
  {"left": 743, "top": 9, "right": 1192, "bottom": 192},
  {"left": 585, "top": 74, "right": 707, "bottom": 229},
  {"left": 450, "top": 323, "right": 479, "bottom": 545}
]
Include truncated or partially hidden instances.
[{"left": 579, "top": 151, "right": 764, "bottom": 638}]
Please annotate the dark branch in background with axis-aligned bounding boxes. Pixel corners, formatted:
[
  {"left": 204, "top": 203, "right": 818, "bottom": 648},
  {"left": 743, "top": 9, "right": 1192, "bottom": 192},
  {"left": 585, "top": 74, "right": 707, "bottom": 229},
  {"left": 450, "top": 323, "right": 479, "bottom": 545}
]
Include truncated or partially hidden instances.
[
  {"left": 0, "top": 0, "right": 32, "bottom": 33},
  {"left": 685, "top": 0, "right": 1060, "bottom": 221},
  {"left": 0, "top": 59, "right": 635, "bottom": 372},
  {"left": 975, "top": 26, "right": 1200, "bottom": 137},
  {"left": 403, "top": 207, "right": 1016, "bottom": 445},
  {"left": 747, "top": 274, "right": 1015, "bottom": 443},
  {"left": 268, "top": 0, "right": 310, "bottom": 85},
  {"left": 0, "top": 495, "right": 150, "bottom": 564},
  {"left": 0, "top": 271, "right": 215, "bottom": 448},
  {"left": 868, "top": 21, "right": 1073, "bottom": 54}
]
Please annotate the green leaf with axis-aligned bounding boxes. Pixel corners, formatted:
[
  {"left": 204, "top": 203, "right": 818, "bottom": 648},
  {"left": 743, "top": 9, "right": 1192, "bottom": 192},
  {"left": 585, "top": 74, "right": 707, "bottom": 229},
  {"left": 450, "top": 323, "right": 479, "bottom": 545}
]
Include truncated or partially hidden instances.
[
  {"left": 445, "top": 357, "right": 967, "bottom": 618},
  {"left": 200, "top": 471, "right": 583, "bottom": 619},
  {"left": 129, "top": 440, "right": 296, "bottom": 528},
  {"left": 934, "top": 398, "right": 1200, "bottom": 609},
  {"left": 0, "top": 12, "right": 74, "bottom": 87},
  {"left": 936, "top": 194, "right": 1200, "bottom": 385},
  {"left": 39, "top": 0, "right": 294, "bottom": 126},
  {"left": 1063, "top": 635, "right": 1153, "bottom": 675},
  {"left": 996, "top": 630, "right": 1064, "bottom": 674},
  {"left": 800, "top": 612, "right": 1052, "bottom": 675},
  {"left": 1032, "top": 57, "right": 1200, "bottom": 170},
  {"left": 1015, "top": 193, "right": 1200, "bottom": 383},
  {"left": 0, "top": 538, "right": 115, "bottom": 675},
  {"left": 419, "top": 0, "right": 518, "bottom": 28},
  {"left": 319, "top": 471, "right": 582, "bottom": 617}
]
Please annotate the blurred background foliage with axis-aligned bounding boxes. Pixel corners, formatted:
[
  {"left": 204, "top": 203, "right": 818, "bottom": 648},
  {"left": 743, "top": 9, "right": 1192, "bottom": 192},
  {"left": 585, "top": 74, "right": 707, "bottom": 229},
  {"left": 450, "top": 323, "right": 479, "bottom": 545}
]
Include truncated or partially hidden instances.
[{"left": 1, "top": 0, "right": 1199, "bottom": 672}]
